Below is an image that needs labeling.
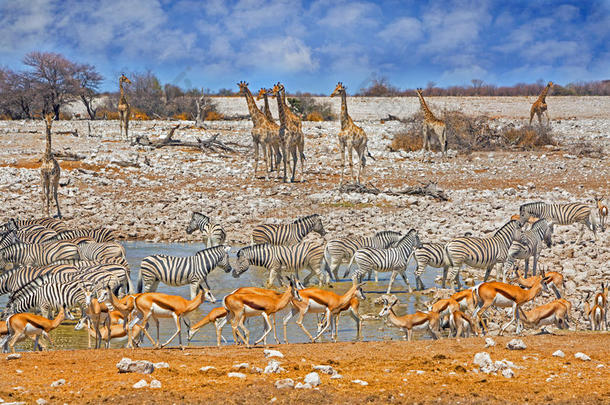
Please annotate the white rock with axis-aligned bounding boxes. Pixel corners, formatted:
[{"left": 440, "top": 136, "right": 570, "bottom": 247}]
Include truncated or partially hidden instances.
[
  {"left": 199, "top": 366, "right": 216, "bottom": 372},
  {"left": 232, "top": 362, "right": 249, "bottom": 369},
  {"left": 506, "top": 339, "right": 527, "bottom": 350},
  {"left": 351, "top": 379, "right": 368, "bottom": 386},
  {"left": 502, "top": 369, "right": 515, "bottom": 378},
  {"left": 227, "top": 372, "right": 246, "bottom": 379},
  {"left": 575, "top": 352, "right": 591, "bottom": 361},
  {"left": 36, "top": 399, "right": 48, "bottom": 405},
  {"left": 6, "top": 354, "right": 21, "bottom": 360},
  {"left": 116, "top": 358, "right": 155, "bottom": 374},
  {"left": 295, "top": 382, "right": 312, "bottom": 389},
  {"left": 313, "top": 365, "right": 337, "bottom": 375},
  {"left": 304, "top": 372, "right": 321, "bottom": 387},
  {"left": 153, "top": 362, "right": 169, "bottom": 369},
  {"left": 552, "top": 350, "right": 565, "bottom": 358},
  {"left": 149, "top": 379, "right": 162, "bottom": 389},
  {"left": 473, "top": 352, "right": 492, "bottom": 368},
  {"left": 274, "top": 378, "right": 294, "bottom": 389},
  {"left": 264, "top": 349, "right": 284, "bottom": 358},
  {"left": 50, "top": 379, "right": 66, "bottom": 387},
  {"left": 484, "top": 337, "right": 496, "bottom": 348},
  {"left": 264, "top": 360, "right": 285, "bottom": 374},
  {"left": 132, "top": 379, "right": 148, "bottom": 389},
  {"left": 330, "top": 374, "right": 343, "bottom": 379}
]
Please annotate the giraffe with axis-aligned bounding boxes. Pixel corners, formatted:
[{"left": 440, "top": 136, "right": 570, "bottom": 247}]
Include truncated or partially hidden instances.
[
  {"left": 238, "top": 81, "right": 279, "bottom": 179},
  {"left": 272, "top": 83, "right": 305, "bottom": 183},
  {"left": 278, "top": 83, "right": 302, "bottom": 131},
  {"left": 415, "top": 88, "right": 447, "bottom": 158},
  {"left": 330, "top": 82, "right": 369, "bottom": 185},
  {"left": 257, "top": 88, "right": 275, "bottom": 123},
  {"left": 40, "top": 114, "right": 61, "bottom": 218},
  {"left": 118, "top": 74, "right": 131, "bottom": 139},
  {"left": 529, "top": 81, "right": 554, "bottom": 127},
  {"left": 256, "top": 88, "right": 282, "bottom": 172}
]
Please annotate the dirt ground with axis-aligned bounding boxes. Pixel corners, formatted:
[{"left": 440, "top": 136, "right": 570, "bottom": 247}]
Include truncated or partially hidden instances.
[{"left": 1, "top": 332, "right": 609, "bottom": 404}]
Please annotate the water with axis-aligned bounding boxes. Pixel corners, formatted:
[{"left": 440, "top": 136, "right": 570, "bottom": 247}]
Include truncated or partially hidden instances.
[{"left": 3, "top": 242, "right": 440, "bottom": 351}]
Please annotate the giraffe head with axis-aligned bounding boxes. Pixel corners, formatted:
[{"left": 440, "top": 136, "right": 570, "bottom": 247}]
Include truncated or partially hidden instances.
[
  {"left": 256, "top": 88, "right": 267, "bottom": 101},
  {"left": 416, "top": 88, "right": 424, "bottom": 96},
  {"left": 237, "top": 81, "right": 249, "bottom": 95},
  {"left": 119, "top": 74, "right": 131, "bottom": 84},
  {"left": 271, "top": 82, "right": 283, "bottom": 96},
  {"left": 548, "top": 81, "right": 554, "bottom": 88},
  {"left": 330, "top": 82, "right": 345, "bottom": 97},
  {"left": 44, "top": 113, "right": 53, "bottom": 126}
]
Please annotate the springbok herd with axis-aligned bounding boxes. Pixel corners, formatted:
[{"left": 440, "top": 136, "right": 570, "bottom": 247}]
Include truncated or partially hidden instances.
[{"left": 0, "top": 196, "right": 607, "bottom": 352}]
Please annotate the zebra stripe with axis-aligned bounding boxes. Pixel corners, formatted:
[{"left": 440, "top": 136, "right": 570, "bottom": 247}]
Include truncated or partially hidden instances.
[
  {"left": 0, "top": 230, "right": 19, "bottom": 250},
  {"left": 350, "top": 229, "right": 421, "bottom": 294},
  {"left": 76, "top": 241, "right": 125, "bottom": 262},
  {"left": 55, "top": 228, "right": 117, "bottom": 242},
  {"left": 138, "top": 245, "right": 231, "bottom": 299},
  {"left": 14, "top": 218, "right": 70, "bottom": 233},
  {"left": 235, "top": 242, "right": 325, "bottom": 286},
  {"left": 0, "top": 241, "right": 80, "bottom": 268},
  {"left": 503, "top": 219, "right": 554, "bottom": 279},
  {"left": 186, "top": 212, "right": 226, "bottom": 247},
  {"left": 323, "top": 230, "right": 403, "bottom": 280},
  {"left": 444, "top": 220, "right": 523, "bottom": 289},
  {"left": 251, "top": 214, "right": 326, "bottom": 246},
  {"left": 5, "top": 279, "right": 89, "bottom": 318},
  {"left": 413, "top": 242, "right": 449, "bottom": 290},
  {"left": 519, "top": 201, "right": 600, "bottom": 242},
  {"left": 15, "top": 225, "right": 58, "bottom": 244},
  {"left": 0, "top": 264, "right": 79, "bottom": 296}
]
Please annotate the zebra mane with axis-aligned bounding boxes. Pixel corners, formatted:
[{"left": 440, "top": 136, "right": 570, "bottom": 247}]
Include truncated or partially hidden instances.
[
  {"left": 374, "top": 230, "right": 401, "bottom": 238},
  {"left": 493, "top": 220, "right": 521, "bottom": 236},
  {"left": 530, "top": 218, "right": 549, "bottom": 231},
  {"left": 293, "top": 214, "right": 319, "bottom": 224},
  {"left": 196, "top": 245, "right": 225, "bottom": 255},
  {"left": 192, "top": 212, "right": 210, "bottom": 221},
  {"left": 395, "top": 229, "right": 417, "bottom": 245}
]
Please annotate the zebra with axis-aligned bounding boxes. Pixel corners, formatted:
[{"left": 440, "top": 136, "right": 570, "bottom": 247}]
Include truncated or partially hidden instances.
[
  {"left": 251, "top": 214, "right": 326, "bottom": 246},
  {"left": 137, "top": 245, "right": 232, "bottom": 299},
  {"left": 519, "top": 201, "right": 601, "bottom": 243},
  {"left": 503, "top": 218, "right": 554, "bottom": 279},
  {"left": 444, "top": 220, "right": 523, "bottom": 290},
  {"left": 349, "top": 229, "right": 422, "bottom": 294},
  {"left": 412, "top": 242, "right": 450, "bottom": 291},
  {"left": 76, "top": 240, "right": 125, "bottom": 262},
  {"left": 3, "top": 218, "right": 70, "bottom": 233},
  {"left": 0, "top": 264, "right": 79, "bottom": 296},
  {"left": 15, "top": 224, "right": 58, "bottom": 244},
  {"left": 0, "top": 229, "right": 19, "bottom": 250},
  {"left": 54, "top": 228, "right": 117, "bottom": 242},
  {"left": 322, "top": 230, "right": 403, "bottom": 280},
  {"left": 186, "top": 212, "right": 226, "bottom": 247},
  {"left": 234, "top": 242, "right": 326, "bottom": 287},
  {"left": 0, "top": 241, "right": 80, "bottom": 269}
]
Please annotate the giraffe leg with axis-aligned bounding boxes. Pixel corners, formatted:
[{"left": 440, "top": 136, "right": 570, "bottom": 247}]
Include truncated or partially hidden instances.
[
  {"left": 52, "top": 176, "right": 61, "bottom": 218},
  {"left": 339, "top": 144, "right": 346, "bottom": 186},
  {"left": 348, "top": 147, "right": 354, "bottom": 183},
  {"left": 125, "top": 114, "right": 129, "bottom": 139},
  {"left": 299, "top": 138, "right": 305, "bottom": 183},
  {"left": 41, "top": 176, "right": 50, "bottom": 217},
  {"left": 119, "top": 112, "right": 124, "bottom": 138},
  {"left": 252, "top": 138, "right": 259, "bottom": 179},
  {"left": 529, "top": 109, "right": 535, "bottom": 126},
  {"left": 537, "top": 112, "right": 542, "bottom": 127},
  {"left": 545, "top": 110, "right": 551, "bottom": 126},
  {"left": 290, "top": 148, "right": 298, "bottom": 183}
]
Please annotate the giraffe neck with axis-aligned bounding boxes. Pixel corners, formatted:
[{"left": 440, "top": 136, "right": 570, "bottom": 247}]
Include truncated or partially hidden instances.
[
  {"left": 275, "top": 91, "right": 287, "bottom": 130},
  {"left": 263, "top": 94, "right": 272, "bottom": 121},
  {"left": 537, "top": 84, "right": 551, "bottom": 103},
  {"left": 340, "top": 91, "right": 350, "bottom": 130},
  {"left": 242, "top": 88, "right": 265, "bottom": 127},
  {"left": 44, "top": 122, "right": 52, "bottom": 157},
  {"left": 417, "top": 92, "right": 436, "bottom": 121}
]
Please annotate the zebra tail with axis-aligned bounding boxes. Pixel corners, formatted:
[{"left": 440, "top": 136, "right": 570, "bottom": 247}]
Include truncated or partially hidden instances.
[
  {"left": 136, "top": 274, "right": 143, "bottom": 294},
  {"left": 443, "top": 243, "right": 454, "bottom": 268},
  {"left": 125, "top": 268, "right": 135, "bottom": 294},
  {"left": 343, "top": 255, "right": 356, "bottom": 279}
]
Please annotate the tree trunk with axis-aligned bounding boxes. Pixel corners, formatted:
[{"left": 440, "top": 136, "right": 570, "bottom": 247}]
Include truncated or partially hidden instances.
[
  {"left": 195, "top": 89, "right": 209, "bottom": 128},
  {"left": 53, "top": 104, "right": 61, "bottom": 120},
  {"left": 81, "top": 95, "right": 97, "bottom": 120}
]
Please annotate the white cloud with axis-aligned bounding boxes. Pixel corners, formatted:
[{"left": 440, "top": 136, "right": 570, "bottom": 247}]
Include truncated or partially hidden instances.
[
  {"left": 378, "top": 17, "right": 422, "bottom": 43},
  {"left": 318, "top": 1, "right": 379, "bottom": 28},
  {"left": 239, "top": 36, "right": 319, "bottom": 72}
]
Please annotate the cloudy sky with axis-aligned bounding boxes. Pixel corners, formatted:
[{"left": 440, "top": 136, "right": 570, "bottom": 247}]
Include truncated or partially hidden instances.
[{"left": 1, "top": 0, "right": 608, "bottom": 93}]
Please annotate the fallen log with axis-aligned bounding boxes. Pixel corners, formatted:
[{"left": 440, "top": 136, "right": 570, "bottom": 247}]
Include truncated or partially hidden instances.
[{"left": 339, "top": 181, "right": 448, "bottom": 201}]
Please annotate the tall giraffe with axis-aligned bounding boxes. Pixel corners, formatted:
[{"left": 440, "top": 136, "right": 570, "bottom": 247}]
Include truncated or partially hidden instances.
[
  {"left": 415, "top": 88, "right": 447, "bottom": 158},
  {"left": 118, "top": 74, "right": 131, "bottom": 139},
  {"left": 330, "top": 82, "right": 369, "bottom": 185},
  {"left": 238, "top": 81, "right": 279, "bottom": 179},
  {"left": 272, "top": 83, "right": 305, "bottom": 183},
  {"left": 529, "top": 81, "right": 554, "bottom": 126},
  {"left": 278, "top": 83, "right": 302, "bottom": 131},
  {"left": 256, "top": 88, "right": 282, "bottom": 172},
  {"left": 257, "top": 88, "right": 275, "bottom": 123},
  {"left": 40, "top": 114, "right": 61, "bottom": 218}
]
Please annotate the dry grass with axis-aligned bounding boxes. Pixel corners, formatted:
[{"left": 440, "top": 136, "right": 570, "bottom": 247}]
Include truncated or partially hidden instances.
[
  {"left": 205, "top": 111, "right": 224, "bottom": 121},
  {"left": 305, "top": 111, "right": 325, "bottom": 121},
  {"left": 389, "top": 130, "right": 423, "bottom": 151}
]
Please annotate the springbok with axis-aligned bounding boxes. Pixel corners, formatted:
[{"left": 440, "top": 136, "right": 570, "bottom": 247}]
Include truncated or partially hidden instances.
[
  {"left": 223, "top": 278, "right": 301, "bottom": 347},
  {"left": 518, "top": 299, "right": 571, "bottom": 331},
  {"left": 584, "top": 292, "right": 606, "bottom": 331},
  {"left": 450, "top": 288, "right": 476, "bottom": 314},
  {"left": 129, "top": 288, "right": 216, "bottom": 349},
  {"left": 378, "top": 294, "right": 440, "bottom": 341},
  {"left": 282, "top": 281, "right": 364, "bottom": 343},
  {"left": 429, "top": 298, "right": 460, "bottom": 330},
  {"left": 2, "top": 307, "right": 70, "bottom": 353},
  {"left": 76, "top": 310, "right": 145, "bottom": 348},
  {"left": 186, "top": 307, "right": 228, "bottom": 346},
  {"left": 595, "top": 197, "right": 607, "bottom": 231},
  {"left": 472, "top": 273, "right": 549, "bottom": 335},
  {"left": 449, "top": 310, "right": 481, "bottom": 338},
  {"left": 515, "top": 268, "right": 564, "bottom": 298}
]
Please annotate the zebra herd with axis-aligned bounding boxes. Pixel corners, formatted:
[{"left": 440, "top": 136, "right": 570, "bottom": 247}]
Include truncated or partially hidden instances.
[{"left": 0, "top": 197, "right": 606, "bottom": 351}]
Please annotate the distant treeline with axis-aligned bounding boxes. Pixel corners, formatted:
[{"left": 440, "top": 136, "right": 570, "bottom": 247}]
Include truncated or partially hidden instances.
[{"left": 1, "top": 51, "right": 608, "bottom": 121}]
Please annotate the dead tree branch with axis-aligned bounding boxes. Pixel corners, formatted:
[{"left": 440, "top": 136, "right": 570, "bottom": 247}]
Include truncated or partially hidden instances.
[{"left": 339, "top": 181, "right": 449, "bottom": 201}]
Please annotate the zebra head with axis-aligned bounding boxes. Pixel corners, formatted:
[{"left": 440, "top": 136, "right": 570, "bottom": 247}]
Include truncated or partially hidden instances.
[
  {"left": 218, "top": 246, "right": 233, "bottom": 274},
  {"left": 378, "top": 294, "right": 399, "bottom": 317},
  {"left": 186, "top": 212, "right": 210, "bottom": 234},
  {"left": 396, "top": 229, "right": 422, "bottom": 251},
  {"left": 536, "top": 219, "right": 554, "bottom": 248},
  {"left": 233, "top": 246, "right": 251, "bottom": 278},
  {"left": 300, "top": 214, "right": 326, "bottom": 238}
]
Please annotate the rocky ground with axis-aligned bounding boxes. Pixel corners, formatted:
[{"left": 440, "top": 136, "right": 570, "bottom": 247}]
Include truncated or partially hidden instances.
[
  {"left": 1, "top": 333, "right": 609, "bottom": 404},
  {"left": 0, "top": 96, "right": 608, "bottom": 329}
]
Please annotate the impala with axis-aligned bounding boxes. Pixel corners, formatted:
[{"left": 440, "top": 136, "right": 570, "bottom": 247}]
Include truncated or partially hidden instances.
[
  {"left": 518, "top": 298, "right": 571, "bottom": 331},
  {"left": 450, "top": 288, "right": 476, "bottom": 313},
  {"left": 378, "top": 294, "right": 440, "bottom": 341},
  {"left": 129, "top": 287, "right": 216, "bottom": 349},
  {"left": 515, "top": 268, "right": 564, "bottom": 298},
  {"left": 449, "top": 310, "right": 481, "bottom": 337},
  {"left": 76, "top": 310, "right": 145, "bottom": 348},
  {"left": 2, "top": 307, "right": 71, "bottom": 353},
  {"left": 584, "top": 292, "right": 606, "bottom": 331}
]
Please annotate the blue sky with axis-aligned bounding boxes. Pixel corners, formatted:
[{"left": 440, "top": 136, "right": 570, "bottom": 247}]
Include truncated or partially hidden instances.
[{"left": 1, "top": 0, "right": 608, "bottom": 93}]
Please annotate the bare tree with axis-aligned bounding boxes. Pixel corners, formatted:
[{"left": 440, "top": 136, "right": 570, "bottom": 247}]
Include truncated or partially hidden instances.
[
  {"left": 73, "top": 63, "right": 103, "bottom": 119},
  {"left": 471, "top": 79, "right": 484, "bottom": 95},
  {"left": 0, "top": 68, "right": 39, "bottom": 119},
  {"left": 23, "top": 52, "right": 79, "bottom": 119},
  {"left": 195, "top": 89, "right": 212, "bottom": 127}
]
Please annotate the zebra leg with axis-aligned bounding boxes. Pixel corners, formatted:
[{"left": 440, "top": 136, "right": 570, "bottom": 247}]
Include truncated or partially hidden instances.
[
  {"left": 398, "top": 269, "right": 413, "bottom": 293},
  {"left": 387, "top": 271, "right": 398, "bottom": 294},
  {"left": 483, "top": 265, "right": 494, "bottom": 282},
  {"left": 189, "top": 283, "right": 199, "bottom": 301},
  {"left": 440, "top": 266, "right": 449, "bottom": 289}
]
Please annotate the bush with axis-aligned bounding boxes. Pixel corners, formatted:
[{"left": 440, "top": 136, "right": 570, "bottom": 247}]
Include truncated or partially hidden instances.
[
  {"left": 288, "top": 96, "right": 334, "bottom": 121},
  {"left": 205, "top": 111, "right": 223, "bottom": 121},
  {"left": 390, "top": 131, "right": 423, "bottom": 151},
  {"left": 58, "top": 111, "right": 73, "bottom": 120},
  {"left": 96, "top": 108, "right": 120, "bottom": 120},
  {"left": 172, "top": 112, "right": 190, "bottom": 121},
  {"left": 306, "top": 112, "right": 324, "bottom": 121},
  {"left": 131, "top": 109, "right": 151, "bottom": 120}
]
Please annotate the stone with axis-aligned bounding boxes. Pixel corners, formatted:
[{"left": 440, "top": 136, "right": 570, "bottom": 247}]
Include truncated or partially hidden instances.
[
  {"left": 36, "top": 399, "right": 48, "bottom": 405},
  {"left": 199, "top": 366, "right": 216, "bottom": 372},
  {"left": 552, "top": 350, "right": 565, "bottom": 358},
  {"left": 6, "top": 354, "right": 21, "bottom": 360},
  {"left": 264, "top": 349, "right": 284, "bottom": 358},
  {"left": 295, "top": 382, "right": 312, "bottom": 389},
  {"left": 232, "top": 362, "right": 249, "bottom": 369},
  {"left": 264, "top": 360, "right": 285, "bottom": 374},
  {"left": 484, "top": 338, "right": 496, "bottom": 348},
  {"left": 227, "top": 372, "right": 246, "bottom": 379},
  {"left": 506, "top": 339, "right": 527, "bottom": 350},
  {"left": 575, "top": 352, "right": 591, "bottom": 361},
  {"left": 330, "top": 374, "right": 343, "bottom": 379},
  {"left": 50, "top": 379, "right": 65, "bottom": 387},
  {"left": 116, "top": 358, "right": 154, "bottom": 374},
  {"left": 473, "top": 352, "right": 492, "bottom": 368},
  {"left": 304, "top": 372, "right": 321, "bottom": 387},
  {"left": 132, "top": 379, "right": 148, "bottom": 389},
  {"left": 153, "top": 362, "right": 169, "bottom": 369},
  {"left": 351, "top": 379, "right": 368, "bottom": 386},
  {"left": 149, "top": 380, "right": 162, "bottom": 389},
  {"left": 274, "top": 378, "right": 295, "bottom": 389},
  {"left": 313, "top": 365, "right": 337, "bottom": 375},
  {"left": 502, "top": 369, "right": 514, "bottom": 378}
]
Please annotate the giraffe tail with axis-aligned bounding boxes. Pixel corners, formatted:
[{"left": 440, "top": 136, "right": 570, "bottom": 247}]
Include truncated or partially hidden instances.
[{"left": 366, "top": 146, "right": 375, "bottom": 161}]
